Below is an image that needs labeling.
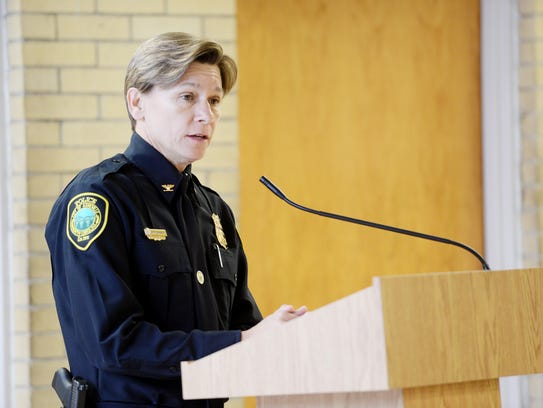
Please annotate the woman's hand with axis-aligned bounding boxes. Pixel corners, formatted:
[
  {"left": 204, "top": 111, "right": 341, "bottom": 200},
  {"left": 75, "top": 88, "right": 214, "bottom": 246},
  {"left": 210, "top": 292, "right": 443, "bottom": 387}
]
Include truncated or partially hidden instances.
[{"left": 241, "top": 304, "right": 307, "bottom": 341}]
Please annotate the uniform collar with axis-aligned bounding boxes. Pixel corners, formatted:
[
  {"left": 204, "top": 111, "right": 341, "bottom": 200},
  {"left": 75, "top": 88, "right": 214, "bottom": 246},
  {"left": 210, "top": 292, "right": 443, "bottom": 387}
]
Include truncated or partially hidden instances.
[{"left": 124, "top": 132, "right": 193, "bottom": 203}]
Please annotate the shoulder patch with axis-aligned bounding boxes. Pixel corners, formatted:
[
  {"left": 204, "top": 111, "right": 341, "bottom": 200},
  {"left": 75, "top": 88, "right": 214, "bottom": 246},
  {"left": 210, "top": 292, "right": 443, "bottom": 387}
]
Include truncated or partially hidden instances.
[{"left": 66, "top": 192, "right": 109, "bottom": 251}]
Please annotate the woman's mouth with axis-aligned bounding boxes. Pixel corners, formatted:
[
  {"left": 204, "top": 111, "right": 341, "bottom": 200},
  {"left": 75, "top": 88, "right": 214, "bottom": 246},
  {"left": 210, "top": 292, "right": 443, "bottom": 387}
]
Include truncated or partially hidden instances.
[{"left": 187, "top": 133, "right": 208, "bottom": 140}]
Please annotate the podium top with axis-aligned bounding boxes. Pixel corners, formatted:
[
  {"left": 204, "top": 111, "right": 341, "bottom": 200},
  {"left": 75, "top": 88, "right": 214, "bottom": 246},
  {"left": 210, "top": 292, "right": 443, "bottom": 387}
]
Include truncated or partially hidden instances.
[{"left": 181, "top": 268, "right": 543, "bottom": 399}]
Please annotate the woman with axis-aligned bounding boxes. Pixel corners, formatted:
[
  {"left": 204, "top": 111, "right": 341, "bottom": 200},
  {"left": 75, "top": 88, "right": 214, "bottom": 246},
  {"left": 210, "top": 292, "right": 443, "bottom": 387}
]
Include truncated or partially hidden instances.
[{"left": 46, "top": 32, "right": 306, "bottom": 408}]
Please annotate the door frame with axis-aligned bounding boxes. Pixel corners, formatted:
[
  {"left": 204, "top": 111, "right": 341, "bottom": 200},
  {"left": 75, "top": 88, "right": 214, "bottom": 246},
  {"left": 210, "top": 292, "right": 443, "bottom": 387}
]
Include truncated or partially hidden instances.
[{"left": 481, "top": 0, "right": 523, "bottom": 405}]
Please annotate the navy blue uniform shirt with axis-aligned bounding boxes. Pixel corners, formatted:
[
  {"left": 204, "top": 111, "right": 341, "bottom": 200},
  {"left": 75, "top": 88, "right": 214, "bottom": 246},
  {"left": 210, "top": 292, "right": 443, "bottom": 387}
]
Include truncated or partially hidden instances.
[{"left": 45, "top": 133, "right": 262, "bottom": 407}]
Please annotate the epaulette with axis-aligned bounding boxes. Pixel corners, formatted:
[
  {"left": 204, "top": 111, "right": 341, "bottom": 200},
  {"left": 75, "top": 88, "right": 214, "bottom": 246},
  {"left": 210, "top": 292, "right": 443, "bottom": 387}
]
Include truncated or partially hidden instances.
[{"left": 98, "top": 154, "right": 130, "bottom": 180}]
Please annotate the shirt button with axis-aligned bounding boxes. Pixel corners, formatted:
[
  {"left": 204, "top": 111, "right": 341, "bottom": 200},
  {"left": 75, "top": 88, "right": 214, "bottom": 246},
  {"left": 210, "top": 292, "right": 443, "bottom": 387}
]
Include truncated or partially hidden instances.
[
  {"left": 157, "top": 265, "right": 165, "bottom": 273},
  {"left": 196, "top": 270, "right": 205, "bottom": 285}
]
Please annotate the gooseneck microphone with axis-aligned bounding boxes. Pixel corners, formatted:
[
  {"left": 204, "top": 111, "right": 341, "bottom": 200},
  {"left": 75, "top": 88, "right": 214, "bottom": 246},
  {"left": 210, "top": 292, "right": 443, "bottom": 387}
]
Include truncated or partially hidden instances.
[{"left": 259, "top": 176, "right": 491, "bottom": 271}]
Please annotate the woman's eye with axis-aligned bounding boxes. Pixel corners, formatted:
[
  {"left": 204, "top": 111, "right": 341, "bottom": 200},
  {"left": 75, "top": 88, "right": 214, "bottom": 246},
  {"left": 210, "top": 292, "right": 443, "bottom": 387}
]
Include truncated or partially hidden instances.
[
  {"left": 209, "top": 97, "right": 221, "bottom": 106},
  {"left": 180, "top": 93, "right": 194, "bottom": 102}
]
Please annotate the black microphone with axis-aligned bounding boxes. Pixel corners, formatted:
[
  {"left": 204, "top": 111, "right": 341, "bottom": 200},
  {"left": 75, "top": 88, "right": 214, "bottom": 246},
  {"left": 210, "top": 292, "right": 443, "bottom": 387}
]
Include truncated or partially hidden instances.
[{"left": 259, "top": 176, "right": 491, "bottom": 271}]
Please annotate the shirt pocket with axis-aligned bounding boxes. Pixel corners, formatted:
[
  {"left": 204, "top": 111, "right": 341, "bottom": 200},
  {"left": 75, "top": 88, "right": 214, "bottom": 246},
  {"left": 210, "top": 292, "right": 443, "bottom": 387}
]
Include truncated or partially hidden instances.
[
  {"left": 208, "top": 243, "right": 238, "bottom": 328},
  {"left": 132, "top": 241, "right": 194, "bottom": 331}
]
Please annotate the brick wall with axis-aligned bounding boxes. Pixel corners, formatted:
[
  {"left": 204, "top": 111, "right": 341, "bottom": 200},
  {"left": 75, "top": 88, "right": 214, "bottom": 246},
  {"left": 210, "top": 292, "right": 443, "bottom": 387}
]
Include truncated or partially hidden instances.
[
  {"left": 519, "top": 0, "right": 543, "bottom": 269},
  {"left": 519, "top": 0, "right": 543, "bottom": 406},
  {"left": 3, "top": 0, "right": 240, "bottom": 406}
]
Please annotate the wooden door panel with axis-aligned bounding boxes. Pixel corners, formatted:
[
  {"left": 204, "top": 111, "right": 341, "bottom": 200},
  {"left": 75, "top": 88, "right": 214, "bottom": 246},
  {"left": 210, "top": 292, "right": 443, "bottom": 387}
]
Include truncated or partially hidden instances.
[{"left": 238, "top": 0, "right": 482, "bottom": 314}]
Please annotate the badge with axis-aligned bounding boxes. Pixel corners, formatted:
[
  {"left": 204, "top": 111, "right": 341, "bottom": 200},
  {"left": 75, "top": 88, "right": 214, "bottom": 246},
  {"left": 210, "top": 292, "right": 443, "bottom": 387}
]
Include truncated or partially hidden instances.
[
  {"left": 144, "top": 228, "right": 167, "bottom": 241},
  {"left": 161, "top": 184, "right": 175, "bottom": 192},
  {"left": 66, "top": 192, "right": 109, "bottom": 251},
  {"left": 211, "top": 213, "right": 228, "bottom": 249}
]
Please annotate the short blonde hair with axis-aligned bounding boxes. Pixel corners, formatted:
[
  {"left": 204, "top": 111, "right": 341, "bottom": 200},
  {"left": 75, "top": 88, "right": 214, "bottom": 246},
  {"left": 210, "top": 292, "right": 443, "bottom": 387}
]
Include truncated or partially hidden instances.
[{"left": 124, "top": 32, "right": 237, "bottom": 130}]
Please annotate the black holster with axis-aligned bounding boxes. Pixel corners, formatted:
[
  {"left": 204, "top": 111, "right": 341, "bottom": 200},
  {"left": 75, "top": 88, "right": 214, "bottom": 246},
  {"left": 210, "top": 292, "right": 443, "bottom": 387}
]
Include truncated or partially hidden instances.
[{"left": 52, "top": 367, "right": 88, "bottom": 408}]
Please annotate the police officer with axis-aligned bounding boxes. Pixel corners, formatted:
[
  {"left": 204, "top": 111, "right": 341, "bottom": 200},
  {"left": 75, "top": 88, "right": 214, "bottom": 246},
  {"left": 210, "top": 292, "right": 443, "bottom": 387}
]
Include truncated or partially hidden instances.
[{"left": 45, "top": 32, "right": 306, "bottom": 408}]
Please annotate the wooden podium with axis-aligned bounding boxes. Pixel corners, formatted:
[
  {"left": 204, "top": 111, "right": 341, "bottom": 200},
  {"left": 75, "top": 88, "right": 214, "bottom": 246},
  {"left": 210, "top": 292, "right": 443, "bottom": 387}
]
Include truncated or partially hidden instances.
[{"left": 181, "top": 268, "right": 543, "bottom": 407}]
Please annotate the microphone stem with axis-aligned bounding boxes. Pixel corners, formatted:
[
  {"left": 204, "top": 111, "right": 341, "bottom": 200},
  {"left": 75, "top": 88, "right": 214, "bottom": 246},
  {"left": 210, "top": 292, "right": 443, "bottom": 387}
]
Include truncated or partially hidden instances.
[
  {"left": 260, "top": 176, "right": 490, "bottom": 271},
  {"left": 288, "top": 196, "right": 489, "bottom": 270}
]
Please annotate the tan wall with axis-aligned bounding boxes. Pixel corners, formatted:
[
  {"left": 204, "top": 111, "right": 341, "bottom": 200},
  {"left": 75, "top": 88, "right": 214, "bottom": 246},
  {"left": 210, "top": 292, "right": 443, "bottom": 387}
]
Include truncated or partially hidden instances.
[
  {"left": 519, "top": 0, "right": 543, "bottom": 406},
  {"left": 520, "top": 0, "right": 543, "bottom": 267},
  {"left": 4, "top": 0, "right": 240, "bottom": 406}
]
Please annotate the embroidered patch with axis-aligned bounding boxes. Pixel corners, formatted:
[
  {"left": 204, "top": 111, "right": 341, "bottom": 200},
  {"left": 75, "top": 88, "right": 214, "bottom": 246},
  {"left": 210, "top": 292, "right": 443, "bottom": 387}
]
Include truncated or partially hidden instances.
[{"left": 66, "top": 192, "right": 109, "bottom": 251}]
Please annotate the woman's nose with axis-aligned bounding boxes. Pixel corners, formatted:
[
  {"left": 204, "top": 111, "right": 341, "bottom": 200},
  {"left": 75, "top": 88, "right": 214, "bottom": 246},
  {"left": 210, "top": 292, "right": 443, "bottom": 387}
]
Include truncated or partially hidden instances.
[{"left": 194, "top": 100, "right": 214, "bottom": 123}]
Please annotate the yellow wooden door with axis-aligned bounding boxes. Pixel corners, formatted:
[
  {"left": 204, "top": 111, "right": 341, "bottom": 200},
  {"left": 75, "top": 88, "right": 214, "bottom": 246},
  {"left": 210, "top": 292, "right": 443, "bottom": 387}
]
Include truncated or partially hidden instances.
[{"left": 238, "top": 0, "right": 482, "bottom": 315}]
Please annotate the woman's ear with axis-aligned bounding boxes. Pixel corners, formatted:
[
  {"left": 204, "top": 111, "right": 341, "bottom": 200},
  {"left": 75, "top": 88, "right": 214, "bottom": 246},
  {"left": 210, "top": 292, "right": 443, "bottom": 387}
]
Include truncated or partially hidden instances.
[{"left": 126, "top": 87, "right": 144, "bottom": 121}]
